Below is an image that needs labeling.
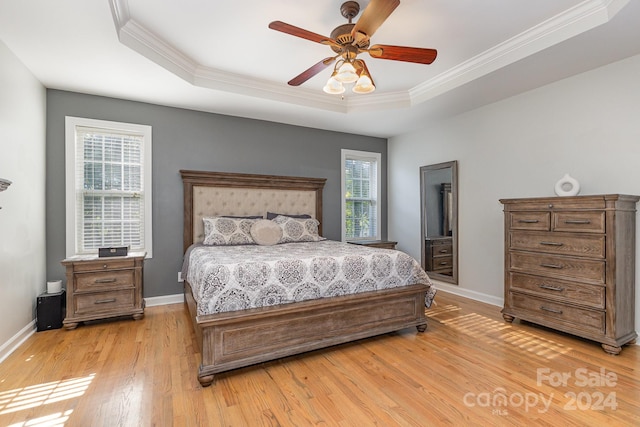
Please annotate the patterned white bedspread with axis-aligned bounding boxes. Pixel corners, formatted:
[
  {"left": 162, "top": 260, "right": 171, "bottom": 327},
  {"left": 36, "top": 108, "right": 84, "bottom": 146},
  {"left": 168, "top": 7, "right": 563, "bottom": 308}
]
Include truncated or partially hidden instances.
[{"left": 184, "top": 240, "right": 435, "bottom": 316}]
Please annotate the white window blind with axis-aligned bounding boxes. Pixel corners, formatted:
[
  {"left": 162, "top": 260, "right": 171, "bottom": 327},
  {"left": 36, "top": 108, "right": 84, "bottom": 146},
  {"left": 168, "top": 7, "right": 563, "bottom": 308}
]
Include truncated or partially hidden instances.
[
  {"left": 341, "top": 150, "right": 381, "bottom": 241},
  {"left": 65, "top": 117, "right": 152, "bottom": 257}
]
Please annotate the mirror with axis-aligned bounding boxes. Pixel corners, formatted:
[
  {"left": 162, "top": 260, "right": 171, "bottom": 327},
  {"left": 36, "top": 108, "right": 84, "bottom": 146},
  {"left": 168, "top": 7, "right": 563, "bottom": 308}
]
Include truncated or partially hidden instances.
[{"left": 420, "top": 161, "right": 458, "bottom": 284}]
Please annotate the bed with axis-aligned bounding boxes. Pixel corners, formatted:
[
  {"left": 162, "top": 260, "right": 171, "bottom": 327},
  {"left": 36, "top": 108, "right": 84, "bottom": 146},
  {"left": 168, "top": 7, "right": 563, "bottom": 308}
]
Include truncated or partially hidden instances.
[{"left": 180, "top": 170, "right": 434, "bottom": 387}]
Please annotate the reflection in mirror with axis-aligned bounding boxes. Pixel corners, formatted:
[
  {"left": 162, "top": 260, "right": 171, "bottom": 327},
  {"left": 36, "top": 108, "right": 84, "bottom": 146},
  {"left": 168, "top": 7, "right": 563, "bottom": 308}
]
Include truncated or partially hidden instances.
[{"left": 420, "top": 161, "right": 458, "bottom": 284}]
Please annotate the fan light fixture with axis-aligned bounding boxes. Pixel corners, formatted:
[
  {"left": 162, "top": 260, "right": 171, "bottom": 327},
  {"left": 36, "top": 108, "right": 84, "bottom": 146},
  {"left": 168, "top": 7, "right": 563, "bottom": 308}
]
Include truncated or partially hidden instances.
[
  {"left": 322, "top": 70, "right": 346, "bottom": 94},
  {"left": 323, "top": 58, "right": 376, "bottom": 95}
]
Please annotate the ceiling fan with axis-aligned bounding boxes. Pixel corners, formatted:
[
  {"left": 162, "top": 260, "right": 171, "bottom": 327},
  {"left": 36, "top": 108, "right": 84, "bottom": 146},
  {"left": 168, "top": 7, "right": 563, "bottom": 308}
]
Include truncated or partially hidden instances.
[{"left": 268, "top": 0, "right": 437, "bottom": 94}]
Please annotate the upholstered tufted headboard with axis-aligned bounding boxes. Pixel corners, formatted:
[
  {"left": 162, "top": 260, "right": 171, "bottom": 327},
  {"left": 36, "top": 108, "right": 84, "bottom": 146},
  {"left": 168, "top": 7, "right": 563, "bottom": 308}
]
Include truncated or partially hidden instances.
[{"left": 180, "top": 170, "right": 326, "bottom": 252}]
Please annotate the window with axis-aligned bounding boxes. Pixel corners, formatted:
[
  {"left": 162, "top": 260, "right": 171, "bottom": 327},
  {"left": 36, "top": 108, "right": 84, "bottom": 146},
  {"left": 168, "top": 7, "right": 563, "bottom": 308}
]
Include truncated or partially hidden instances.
[
  {"left": 341, "top": 149, "right": 381, "bottom": 241},
  {"left": 65, "top": 117, "right": 152, "bottom": 257}
]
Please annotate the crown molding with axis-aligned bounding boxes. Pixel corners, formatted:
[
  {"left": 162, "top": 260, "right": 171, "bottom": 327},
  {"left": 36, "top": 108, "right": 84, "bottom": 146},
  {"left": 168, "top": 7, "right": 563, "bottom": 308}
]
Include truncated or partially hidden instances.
[
  {"left": 109, "top": 0, "right": 628, "bottom": 114},
  {"left": 410, "top": 0, "right": 628, "bottom": 103}
]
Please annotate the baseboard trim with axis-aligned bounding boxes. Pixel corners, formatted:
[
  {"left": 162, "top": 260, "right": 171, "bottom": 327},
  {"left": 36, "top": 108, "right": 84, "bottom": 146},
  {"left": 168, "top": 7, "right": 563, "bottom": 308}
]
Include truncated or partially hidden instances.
[
  {"left": 431, "top": 280, "right": 504, "bottom": 307},
  {"left": 0, "top": 320, "right": 36, "bottom": 364},
  {"left": 144, "top": 293, "right": 184, "bottom": 307}
]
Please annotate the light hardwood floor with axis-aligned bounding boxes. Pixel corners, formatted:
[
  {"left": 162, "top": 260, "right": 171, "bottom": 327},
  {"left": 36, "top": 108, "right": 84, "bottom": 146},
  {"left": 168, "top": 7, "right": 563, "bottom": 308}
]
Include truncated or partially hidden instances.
[{"left": 0, "top": 291, "right": 638, "bottom": 426}]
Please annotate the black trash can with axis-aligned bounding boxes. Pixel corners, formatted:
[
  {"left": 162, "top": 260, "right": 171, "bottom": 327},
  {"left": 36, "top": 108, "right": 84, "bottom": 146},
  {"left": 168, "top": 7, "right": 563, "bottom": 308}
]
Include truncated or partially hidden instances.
[{"left": 36, "top": 290, "right": 66, "bottom": 331}]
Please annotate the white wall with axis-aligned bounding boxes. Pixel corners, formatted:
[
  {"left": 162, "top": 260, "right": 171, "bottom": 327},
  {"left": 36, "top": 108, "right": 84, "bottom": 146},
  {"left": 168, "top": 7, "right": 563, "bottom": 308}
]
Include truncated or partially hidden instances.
[
  {"left": 0, "top": 40, "right": 47, "bottom": 361},
  {"left": 389, "top": 53, "right": 640, "bottom": 335}
]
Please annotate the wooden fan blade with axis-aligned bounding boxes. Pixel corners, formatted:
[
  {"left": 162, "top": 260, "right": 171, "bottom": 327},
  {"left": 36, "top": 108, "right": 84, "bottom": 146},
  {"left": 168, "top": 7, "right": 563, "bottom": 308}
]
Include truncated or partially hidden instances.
[
  {"left": 351, "top": 0, "right": 400, "bottom": 42},
  {"left": 288, "top": 57, "right": 336, "bottom": 86},
  {"left": 269, "top": 21, "right": 340, "bottom": 48},
  {"left": 368, "top": 44, "right": 438, "bottom": 64}
]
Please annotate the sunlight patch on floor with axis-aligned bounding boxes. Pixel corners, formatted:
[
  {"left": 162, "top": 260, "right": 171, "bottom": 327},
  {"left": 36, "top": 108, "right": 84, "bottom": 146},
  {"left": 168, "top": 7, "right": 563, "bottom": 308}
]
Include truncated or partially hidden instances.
[
  {"left": 433, "top": 311, "right": 572, "bottom": 359},
  {"left": 425, "top": 303, "right": 462, "bottom": 317},
  {"left": 7, "top": 409, "right": 73, "bottom": 427},
  {"left": 0, "top": 374, "right": 95, "bottom": 415}
]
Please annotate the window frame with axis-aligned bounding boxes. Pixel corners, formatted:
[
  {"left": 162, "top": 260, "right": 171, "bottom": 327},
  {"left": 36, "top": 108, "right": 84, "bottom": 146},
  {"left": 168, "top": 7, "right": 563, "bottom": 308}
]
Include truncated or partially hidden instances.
[
  {"left": 65, "top": 116, "right": 152, "bottom": 258},
  {"left": 341, "top": 149, "right": 381, "bottom": 242}
]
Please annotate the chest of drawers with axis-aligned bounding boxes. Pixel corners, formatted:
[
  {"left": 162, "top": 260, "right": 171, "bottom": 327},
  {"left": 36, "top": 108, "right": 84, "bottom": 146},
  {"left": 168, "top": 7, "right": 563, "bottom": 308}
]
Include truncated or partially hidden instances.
[
  {"left": 61, "top": 253, "right": 145, "bottom": 330},
  {"left": 500, "top": 195, "right": 638, "bottom": 354}
]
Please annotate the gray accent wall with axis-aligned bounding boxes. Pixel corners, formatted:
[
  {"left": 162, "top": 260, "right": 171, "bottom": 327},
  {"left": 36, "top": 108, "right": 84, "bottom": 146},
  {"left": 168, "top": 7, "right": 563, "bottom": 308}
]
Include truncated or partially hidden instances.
[{"left": 46, "top": 90, "right": 387, "bottom": 298}]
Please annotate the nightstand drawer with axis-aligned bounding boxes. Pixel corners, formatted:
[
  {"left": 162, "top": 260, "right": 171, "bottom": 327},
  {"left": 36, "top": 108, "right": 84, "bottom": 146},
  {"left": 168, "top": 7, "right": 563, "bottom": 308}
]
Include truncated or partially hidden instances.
[
  {"left": 75, "top": 269, "right": 134, "bottom": 292},
  {"left": 74, "top": 289, "right": 135, "bottom": 315},
  {"left": 509, "top": 273, "right": 605, "bottom": 309},
  {"left": 509, "top": 231, "right": 605, "bottom": 258},
  {"left": 510, "top": 292, "right": 605, "bottom": 335},
  {"left": 71, "top": 258, "right": 137, "bottom": 273},
  {"left": 509, "top": 252, "right": 605, "bottom": 284}
]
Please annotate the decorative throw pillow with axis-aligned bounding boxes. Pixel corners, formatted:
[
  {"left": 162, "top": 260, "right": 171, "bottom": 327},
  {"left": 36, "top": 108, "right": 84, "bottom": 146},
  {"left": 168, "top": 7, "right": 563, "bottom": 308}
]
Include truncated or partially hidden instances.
[
  {"left": 273, "top": 215, "right": 324, "bottom": 243},
  {"left": 202, "top": 217, "right": 256, "bottom": 245},
  {"left": 266, "top": 212, "right": 312, "bottom": 220},
  {"left": 250, "top": 219, "right": 283, "bottom": 246}
]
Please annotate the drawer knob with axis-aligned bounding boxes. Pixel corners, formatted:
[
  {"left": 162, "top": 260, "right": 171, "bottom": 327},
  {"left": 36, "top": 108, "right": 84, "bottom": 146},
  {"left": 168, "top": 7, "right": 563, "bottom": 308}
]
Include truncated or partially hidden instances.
[
  {"left": 103, "top": 264, "right": 108, "bottom": 269},
  {"left": 540, "top": 306, "right": 563, "bottom": 315},
  {"left": 439, "top": 249, "right": 448, "bottom": 253},
  {"left": 540, "top": 263, "right": 563, "bottom": 269},
  {"left": 94, "top": 278, "right": 117, "bottom": 284},
  {"left": 539, "top": 284, "right": 565, "bottom": 292},
  {"left": 95, "top": 298, "right": 116, "bottom": 304},
  {"left": 518, "top": 219, "right": 539, "bottom": 223}
]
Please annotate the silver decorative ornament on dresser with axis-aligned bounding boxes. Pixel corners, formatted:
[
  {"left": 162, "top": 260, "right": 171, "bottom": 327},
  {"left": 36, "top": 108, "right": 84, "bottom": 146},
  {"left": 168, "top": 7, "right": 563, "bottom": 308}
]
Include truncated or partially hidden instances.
[{"left": 554, "top": 173, "right": 580, "bottom": 196}]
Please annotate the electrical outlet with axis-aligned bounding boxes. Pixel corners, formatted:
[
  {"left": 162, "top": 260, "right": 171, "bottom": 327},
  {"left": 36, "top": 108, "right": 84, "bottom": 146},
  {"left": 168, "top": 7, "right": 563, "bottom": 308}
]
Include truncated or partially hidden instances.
[{"left": 178, "top": 272, "right": 183, "bottom": 283}]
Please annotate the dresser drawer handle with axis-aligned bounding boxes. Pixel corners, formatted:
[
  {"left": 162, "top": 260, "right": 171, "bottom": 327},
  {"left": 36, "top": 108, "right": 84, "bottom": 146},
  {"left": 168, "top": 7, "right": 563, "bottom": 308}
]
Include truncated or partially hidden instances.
[
  {"left": 95, "top": 278, "right": 117, "bottom": 284},
  {"left": 439, "top": 249, "right": 449, "bottom": 253},
  {"left": 518, "top": 219, "right": 539, "bottom": 223},
  {"left": 539, "top": 241, "right": 564, "bottom": 247},
  {"left": 540, "top": 263, "right": 563, "bottom": 269},
  {"left": 540, "top": 306, "right": 563, "bottom": 314},
  {"left": 95, "top": 298, "right": 116, "bottom": 304},
  {"left": 539, "top": 284, "right": 565, "bottom": 292},
  {"left": 439, "top": 261, "right": 448, "bottom": 265},
  {"left": 564, "top": 219, "right": 591, "bottom": 224}
]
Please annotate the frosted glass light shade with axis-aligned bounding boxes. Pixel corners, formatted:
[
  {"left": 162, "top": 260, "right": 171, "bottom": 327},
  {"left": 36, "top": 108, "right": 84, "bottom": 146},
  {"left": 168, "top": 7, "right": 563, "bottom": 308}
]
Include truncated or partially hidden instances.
[
  {"left": 323, "top": 77, "right": 345, "bottom": 94},
  {"left": 335, "top": 62, "right": 358, "bottom": 83},
  {"left": 352, "top": 74, "right": 375, "bottom": 93}
]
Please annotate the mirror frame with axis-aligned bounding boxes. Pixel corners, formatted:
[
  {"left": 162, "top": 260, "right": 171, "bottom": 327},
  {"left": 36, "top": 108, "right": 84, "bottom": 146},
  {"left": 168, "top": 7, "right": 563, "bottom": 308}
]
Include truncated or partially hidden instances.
[{"left": 420, "top": 160, "right": 458, "bottom": 284}]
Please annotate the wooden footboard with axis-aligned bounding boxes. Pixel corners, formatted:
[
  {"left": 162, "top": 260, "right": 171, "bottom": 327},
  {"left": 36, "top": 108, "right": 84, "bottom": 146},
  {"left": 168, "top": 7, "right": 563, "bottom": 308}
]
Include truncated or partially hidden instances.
[{"left": 184, "top": 281, "right": 428, "bottom": 387}]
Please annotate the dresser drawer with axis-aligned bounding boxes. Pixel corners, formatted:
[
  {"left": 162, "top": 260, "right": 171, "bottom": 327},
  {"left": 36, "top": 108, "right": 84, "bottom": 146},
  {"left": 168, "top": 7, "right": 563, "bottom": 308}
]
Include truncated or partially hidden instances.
[
  {"left": 71, "top": 258, "right": 137, "bottom": 272},
  {"left": 509, "top": 272, "right": 605, "bottom": 309},
  {"left": 75, "top": 269, "right": 135, "bottom": 292},
  {"left": 428, "top": 243, "right": 453, "bottom": 256},
  {"left": 508, "top": 212, "right": 550, "bottom": 231},
  {"left": 74, "top": 289, "right": 135, "bottom": 315},
  {"left": 428, "top": 255, "right": 453, "bottom": 271},
  {"left": 552, "top": 211, "right": 605, "bottom": 233},
  {"left": 509, "top": 231, "right": 605, "bottom": 258},
  {"left": 509, "top": 252, "right": 605, "bottom": 284},
  {"left": 510, "top": 292, "right": 605, "bottom": 335}
]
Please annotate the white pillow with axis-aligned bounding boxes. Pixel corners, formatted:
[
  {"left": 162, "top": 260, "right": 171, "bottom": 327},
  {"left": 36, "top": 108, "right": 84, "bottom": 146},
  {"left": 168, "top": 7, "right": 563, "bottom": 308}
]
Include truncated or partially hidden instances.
[
  {"left": 203, "top": 217, "right": 256, "bottom": 245},
  {"left": 250, "top": 219, "right": 283, "bottom": 246}
]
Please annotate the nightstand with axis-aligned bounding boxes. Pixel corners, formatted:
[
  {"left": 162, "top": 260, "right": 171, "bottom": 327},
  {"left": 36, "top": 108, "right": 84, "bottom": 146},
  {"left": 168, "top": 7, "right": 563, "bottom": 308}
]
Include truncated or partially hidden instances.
[
  {"left": 349, "top": 240, "right": 398, "bottom": 250},
  {"left": 61, "top": 252, "right": 145, "bottom": 330}
]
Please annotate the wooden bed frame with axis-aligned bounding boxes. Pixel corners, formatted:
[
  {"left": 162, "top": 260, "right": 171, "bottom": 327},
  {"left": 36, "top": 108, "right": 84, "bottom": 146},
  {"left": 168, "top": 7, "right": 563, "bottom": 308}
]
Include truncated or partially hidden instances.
[{"left": 181, "top": 170, "right": 428, "bottom": 387}]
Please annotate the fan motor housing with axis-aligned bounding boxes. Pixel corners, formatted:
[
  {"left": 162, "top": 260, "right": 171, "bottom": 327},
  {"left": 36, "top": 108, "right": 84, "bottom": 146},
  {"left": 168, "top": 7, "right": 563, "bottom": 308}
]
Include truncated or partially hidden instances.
[{"left": 330, "top": 23, "right": 370, "bottom": 53}]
